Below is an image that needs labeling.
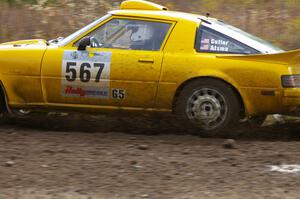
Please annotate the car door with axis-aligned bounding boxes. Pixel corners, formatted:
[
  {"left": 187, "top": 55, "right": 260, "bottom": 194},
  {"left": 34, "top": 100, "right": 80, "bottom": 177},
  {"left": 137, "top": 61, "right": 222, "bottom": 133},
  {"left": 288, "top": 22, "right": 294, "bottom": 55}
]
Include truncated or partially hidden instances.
[{"left": 41, "top": 17, "right": 174, "bottom": 109}]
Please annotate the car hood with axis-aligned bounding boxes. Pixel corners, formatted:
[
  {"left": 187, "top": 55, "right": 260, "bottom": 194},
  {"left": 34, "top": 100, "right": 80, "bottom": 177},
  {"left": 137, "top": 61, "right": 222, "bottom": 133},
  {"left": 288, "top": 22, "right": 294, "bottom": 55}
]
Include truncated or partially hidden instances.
[
  {"left": 0, "top": 39, "right": 48, "bottom": 49},
  {"left": 217, "top": 49, "right": 300, "bottom": 66}
]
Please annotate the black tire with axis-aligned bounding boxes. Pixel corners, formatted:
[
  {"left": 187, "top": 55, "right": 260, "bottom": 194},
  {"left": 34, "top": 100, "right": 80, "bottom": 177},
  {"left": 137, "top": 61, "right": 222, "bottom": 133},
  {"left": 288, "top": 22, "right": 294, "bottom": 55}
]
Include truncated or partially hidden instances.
[
  {"left": 11, "top": 109, "right": 31, "bottom": 118},
  {"left": 175, "top": 78, "right": 241, "bottom": 133}
]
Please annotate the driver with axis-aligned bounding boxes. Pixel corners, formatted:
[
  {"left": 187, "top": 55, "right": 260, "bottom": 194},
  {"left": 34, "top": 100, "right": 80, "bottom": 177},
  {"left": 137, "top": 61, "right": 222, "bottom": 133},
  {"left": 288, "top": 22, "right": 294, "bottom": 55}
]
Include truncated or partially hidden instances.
[{"left": 128, "top": 22, "right": 157, "bottom": 50}]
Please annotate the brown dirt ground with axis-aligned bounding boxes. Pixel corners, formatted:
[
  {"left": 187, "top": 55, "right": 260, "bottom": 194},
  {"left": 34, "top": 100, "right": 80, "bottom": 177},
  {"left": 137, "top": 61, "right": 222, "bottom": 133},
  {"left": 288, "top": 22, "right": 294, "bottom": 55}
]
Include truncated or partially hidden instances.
[{"left": 0, "top": 114, "right": 300, "bottom": 199}]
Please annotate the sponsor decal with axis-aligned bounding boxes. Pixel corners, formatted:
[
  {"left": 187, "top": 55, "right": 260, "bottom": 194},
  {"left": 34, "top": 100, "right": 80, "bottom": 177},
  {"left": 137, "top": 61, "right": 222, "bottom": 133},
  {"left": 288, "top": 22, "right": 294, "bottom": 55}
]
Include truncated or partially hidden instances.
[
  {"left": 61, "top": 50, "right": 112, "bottom": 99},
  {"left": 64, "top": 86, "right": 109, "bottom": 98},
  {"left": 200, "top": 38, "right": 230, "bottom": 52}
]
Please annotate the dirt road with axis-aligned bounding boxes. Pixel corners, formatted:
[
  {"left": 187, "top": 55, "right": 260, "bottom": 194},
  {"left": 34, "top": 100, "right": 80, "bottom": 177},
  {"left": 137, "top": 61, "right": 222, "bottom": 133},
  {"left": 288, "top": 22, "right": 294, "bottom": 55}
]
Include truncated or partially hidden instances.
[{"left": 0, "top": 114, "right": 300, "bottom": 199}]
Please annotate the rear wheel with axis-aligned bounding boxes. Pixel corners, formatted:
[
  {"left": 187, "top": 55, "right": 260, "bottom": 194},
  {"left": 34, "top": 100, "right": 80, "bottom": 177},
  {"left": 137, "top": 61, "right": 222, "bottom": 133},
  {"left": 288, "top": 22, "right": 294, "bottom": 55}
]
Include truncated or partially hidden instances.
[{"left": 175, "top": 79, "right": 241, "bottom": 133}]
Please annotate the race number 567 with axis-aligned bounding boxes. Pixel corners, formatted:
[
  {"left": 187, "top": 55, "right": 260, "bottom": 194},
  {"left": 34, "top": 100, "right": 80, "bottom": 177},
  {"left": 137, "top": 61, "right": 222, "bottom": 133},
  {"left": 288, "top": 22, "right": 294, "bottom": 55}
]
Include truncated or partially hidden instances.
[{"left": 65, "top": 62, "right": 104, "bottom": 83}]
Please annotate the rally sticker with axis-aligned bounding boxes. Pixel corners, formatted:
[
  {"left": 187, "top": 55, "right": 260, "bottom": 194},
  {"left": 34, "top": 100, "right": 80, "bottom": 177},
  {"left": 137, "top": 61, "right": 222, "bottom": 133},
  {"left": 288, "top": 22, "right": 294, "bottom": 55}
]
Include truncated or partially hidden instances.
[{"left": 61, "top": 50, "right": 112, "bottom": 99}]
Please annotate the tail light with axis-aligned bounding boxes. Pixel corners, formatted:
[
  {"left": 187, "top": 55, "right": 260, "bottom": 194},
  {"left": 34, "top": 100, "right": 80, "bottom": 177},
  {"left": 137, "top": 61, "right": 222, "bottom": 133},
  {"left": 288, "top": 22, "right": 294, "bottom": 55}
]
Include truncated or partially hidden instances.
[{"left": 282, "top": 75, "right": 300, "bottom": 88}]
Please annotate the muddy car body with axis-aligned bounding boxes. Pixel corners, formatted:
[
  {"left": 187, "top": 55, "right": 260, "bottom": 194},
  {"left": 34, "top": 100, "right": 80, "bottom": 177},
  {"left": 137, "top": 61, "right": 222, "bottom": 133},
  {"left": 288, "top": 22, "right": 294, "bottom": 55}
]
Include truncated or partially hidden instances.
[{"left": 0, "top": 0, "right": 300, "bottom": 132}]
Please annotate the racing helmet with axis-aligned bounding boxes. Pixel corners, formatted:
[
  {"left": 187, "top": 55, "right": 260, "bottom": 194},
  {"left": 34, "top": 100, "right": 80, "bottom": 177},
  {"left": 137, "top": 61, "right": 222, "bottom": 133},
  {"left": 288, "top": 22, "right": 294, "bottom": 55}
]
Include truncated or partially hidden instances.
[{"left": 128, "top": 22, "right": 155, "bottom": 42}]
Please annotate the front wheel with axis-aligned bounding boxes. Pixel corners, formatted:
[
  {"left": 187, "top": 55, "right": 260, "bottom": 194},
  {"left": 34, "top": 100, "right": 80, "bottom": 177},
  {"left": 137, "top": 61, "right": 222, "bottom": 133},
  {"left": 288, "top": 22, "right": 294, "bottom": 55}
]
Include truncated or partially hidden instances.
[
  {"left": 175, "top": 79, "right": 241, "bottom": 133},
  {"left": 11, "top": 109, "right": 31, "bottom": 118}
]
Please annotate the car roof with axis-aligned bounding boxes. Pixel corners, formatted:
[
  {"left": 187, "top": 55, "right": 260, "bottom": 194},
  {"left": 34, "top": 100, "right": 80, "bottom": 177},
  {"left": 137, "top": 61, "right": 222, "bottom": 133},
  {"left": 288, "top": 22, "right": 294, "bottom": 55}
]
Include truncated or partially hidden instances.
[
  {"left": 109, "top": 0, "right": 213, "bottom": 23},
  {"left": 109, "top": 9, "right": 203, "bottom": 23}
]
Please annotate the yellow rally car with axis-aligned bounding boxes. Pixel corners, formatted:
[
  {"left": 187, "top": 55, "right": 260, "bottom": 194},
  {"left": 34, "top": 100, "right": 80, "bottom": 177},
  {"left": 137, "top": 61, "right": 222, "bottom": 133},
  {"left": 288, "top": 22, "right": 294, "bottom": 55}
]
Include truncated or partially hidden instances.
[{"left": 0, "top": 0, "right": 300, "bottom": 132}]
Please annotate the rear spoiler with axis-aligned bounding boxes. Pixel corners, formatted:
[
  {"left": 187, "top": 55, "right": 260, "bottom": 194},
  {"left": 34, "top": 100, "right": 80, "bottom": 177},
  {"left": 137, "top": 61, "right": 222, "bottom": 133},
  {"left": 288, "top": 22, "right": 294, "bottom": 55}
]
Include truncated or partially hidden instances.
[{"left": 217, "top": 49, "right": 300, "bottom": 66}]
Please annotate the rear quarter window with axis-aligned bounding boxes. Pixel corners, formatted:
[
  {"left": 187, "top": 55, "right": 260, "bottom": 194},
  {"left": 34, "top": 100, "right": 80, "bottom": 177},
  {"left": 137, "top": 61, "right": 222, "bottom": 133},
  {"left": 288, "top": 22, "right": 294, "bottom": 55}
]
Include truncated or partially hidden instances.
[{"left": 195, "top": 25, "right": 259, "bottom": 54}]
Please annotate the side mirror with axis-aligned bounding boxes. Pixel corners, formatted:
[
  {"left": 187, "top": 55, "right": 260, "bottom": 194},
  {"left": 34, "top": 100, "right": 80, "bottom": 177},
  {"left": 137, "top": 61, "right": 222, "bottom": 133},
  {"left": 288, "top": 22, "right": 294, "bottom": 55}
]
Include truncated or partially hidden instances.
[{"left": 77, "top": 36, "right": 91, "bottom": 51}]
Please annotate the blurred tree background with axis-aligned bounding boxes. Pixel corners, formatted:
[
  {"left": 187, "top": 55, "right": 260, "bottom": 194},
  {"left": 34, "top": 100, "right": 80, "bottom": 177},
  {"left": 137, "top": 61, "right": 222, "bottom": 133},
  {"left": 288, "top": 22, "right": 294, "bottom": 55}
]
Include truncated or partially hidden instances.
[{"left": 1, "top": 0, "right": 300, "bottom": 50}]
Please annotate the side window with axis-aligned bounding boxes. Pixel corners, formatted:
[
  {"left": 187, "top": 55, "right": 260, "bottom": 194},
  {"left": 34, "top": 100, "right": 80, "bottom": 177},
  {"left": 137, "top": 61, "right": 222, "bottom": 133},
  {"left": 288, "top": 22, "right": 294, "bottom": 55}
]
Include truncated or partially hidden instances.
[
  {"left": 76, "top": 18, "right": 171, "bottom": 51},
  {"left": 196, "top": 26, "right": 259, "bottom": 54}
]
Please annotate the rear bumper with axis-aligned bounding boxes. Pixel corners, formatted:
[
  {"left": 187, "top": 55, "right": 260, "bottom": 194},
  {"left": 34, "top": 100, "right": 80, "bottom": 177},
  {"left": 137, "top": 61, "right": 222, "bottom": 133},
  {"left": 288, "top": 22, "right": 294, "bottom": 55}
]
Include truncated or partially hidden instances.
[
  {"left": 283, "top": 89, "right": 300, "bottom": 98},
  {"left": 282, "top": 88, "right": 300, "bottom": 115},
  {"left": 283, "top": 89, "right": 300, "bottom": 106}
]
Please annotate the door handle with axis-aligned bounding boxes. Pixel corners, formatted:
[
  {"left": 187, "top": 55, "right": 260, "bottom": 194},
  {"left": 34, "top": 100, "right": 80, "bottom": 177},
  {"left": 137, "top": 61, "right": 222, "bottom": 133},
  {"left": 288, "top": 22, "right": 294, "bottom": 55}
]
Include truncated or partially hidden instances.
[{"left": 138, "top": 58, "right": 154, "bottom": 63}]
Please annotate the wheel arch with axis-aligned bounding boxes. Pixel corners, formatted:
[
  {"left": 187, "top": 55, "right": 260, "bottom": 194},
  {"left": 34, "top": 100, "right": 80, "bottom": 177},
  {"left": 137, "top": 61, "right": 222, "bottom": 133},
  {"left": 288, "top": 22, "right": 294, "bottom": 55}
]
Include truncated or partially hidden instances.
[{"left": 172, "top": 76, "right": 246, "bottom": 118}]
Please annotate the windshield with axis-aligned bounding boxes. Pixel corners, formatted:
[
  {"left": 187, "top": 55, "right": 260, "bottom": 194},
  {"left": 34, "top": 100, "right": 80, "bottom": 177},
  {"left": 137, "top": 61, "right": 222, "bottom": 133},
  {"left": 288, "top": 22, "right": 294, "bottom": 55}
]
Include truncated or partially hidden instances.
[{"left": 56, "top": 14, "right": 111, "bottom": 46}]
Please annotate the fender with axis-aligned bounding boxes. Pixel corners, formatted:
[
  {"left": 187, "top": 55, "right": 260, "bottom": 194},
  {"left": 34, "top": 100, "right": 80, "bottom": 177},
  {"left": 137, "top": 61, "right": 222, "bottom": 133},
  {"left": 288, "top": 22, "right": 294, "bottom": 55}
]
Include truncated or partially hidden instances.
[{"left": 175, "top": 69, "right": 252, "bottom": 115}]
